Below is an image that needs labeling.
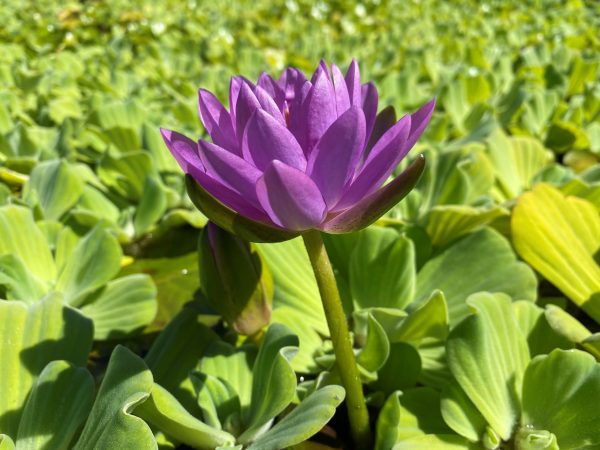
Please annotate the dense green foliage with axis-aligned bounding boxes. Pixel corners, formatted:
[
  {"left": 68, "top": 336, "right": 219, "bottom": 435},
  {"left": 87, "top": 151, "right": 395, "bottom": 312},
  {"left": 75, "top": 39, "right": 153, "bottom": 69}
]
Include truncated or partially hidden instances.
[{"left": 0, "top": 0, "right": 599, "bottom": 449}]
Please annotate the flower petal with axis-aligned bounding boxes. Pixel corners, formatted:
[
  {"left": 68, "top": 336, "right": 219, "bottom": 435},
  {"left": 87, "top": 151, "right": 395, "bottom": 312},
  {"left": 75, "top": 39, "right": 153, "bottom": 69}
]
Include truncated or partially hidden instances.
[
  {"left": 160, "top": 128, "right": 203, "bottom": 174},
  {"left": 311, "top": 59, "right": 331, "bottom": 83},
  {"left": 345, "top": 59, "right": 361, "bottom": 107},
  {"left": 323, "top": 154, "right": 426, "bottom": 233},
  {"left": 277, "top": 67, "right": 307, "bottom": 103},
  {"left": 229, "top": 76, "right": 243, "bottom": 122},
  {"left": 364, "top": 106, "right": 397, "bottom": 157},
  {"left": 287, "top": 80, "right": 312, "bottom": 150},
  {"left": 335, "top": 114, "right": 412, "bottom": 210},
  {"left": 235, "top": 81, "right": 261, "bottom": 143},
  {"left": 186, "top": 175, "right": 299, "bottom": 243},
  {"left": 301, "top": 68, "right": 337, "bottom": 154},
  {"left": 254, "top": 85, "right": 285, "bottom": 124},
  {"left": 306, "top": 106, "right": 366, "bottom": 207},
  {"left": 197, "top": 89, "right": 237, "bottom": 151},
  {"left": 257, "top": 72, "right": 286, "bottom": 109},
  {"left": 332, "top": 63, "right": 350, "bottom": 116},
  {"left": 242, "top": 109, "right": 306, "bottom": 171},
  {"left": 161, "top": 129, "right": 264, "bottom": 220},
  {"left": 362, "top": 82, "right": 379, "bottom": 139},
  {"left": 256, "top": 161, "right": 327, "bottom": 231},
  {"left": 406, "top": 98, "right": 436, "bottom": 149},
  {"left": 198, "top": 139, "right": 262, "bottom": 205}
]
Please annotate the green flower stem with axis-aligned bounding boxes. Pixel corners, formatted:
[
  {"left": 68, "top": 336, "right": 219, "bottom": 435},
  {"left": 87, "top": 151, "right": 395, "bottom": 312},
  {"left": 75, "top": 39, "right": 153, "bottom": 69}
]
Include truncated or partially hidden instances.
[{"left": 302, "top": 230, "right": 372, "bottom": 449}]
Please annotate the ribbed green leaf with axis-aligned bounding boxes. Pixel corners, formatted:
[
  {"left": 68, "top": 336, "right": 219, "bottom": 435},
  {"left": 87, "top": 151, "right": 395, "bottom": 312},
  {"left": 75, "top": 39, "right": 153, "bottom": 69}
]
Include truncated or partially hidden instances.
[
  {"left": 486, "top": 129, "right": 553, "bottom": 201},
  {"left": 425, "top": 205, "right": 508, "bottom": 248},
  {"left": 80, "top": 274, "right": 157, "bottom": 339},
  {"left": 349, "top": 227, "right": 415, "bottom": 310},
  {"left": 521, "top": 350, "right": 600, "bottom": 449},
  {"left": 238, "top": 324, "right": 298, "bottom": 444},
  {"left": 441, "top": 380, "right": 487, "bottom": 442},
  {"left": 135, "top": 383, "right": 235, "bottom": 450},
  {"left": 415, "top": 228, "right": 537, "bottom": 325},
  {"left": 73, "top": 346, "right": 157, "bottom": 450},
  {"left": 245, "top": 386, "right": 344, "bottom": 450},
  {"left": 23, "top": 160, "right": 84, "bottom": 220},
  {"left": 544, "top": 305, "right": 600, "bottom": 359},
  {"left": 145, "top": 305, "right": 219, "bottom": 414},
  {"left": 258, "top": 239, "right": 327, "bottom": 372},
  {"left": 512, "top": 183, "right": 600, "bottom": 322},
  {"left": 56, "top": 226, "right": 122, "bottom": 306},
  {"left": 15, "top": 361, "right": 94, "bottom": 450},
  {"left": 0, "top": 206, "right": 55, "bottom": 282},
  {"left": 0, "top": 255, "right": 47, "bottom": 302},
  {"left": 446, "top": 293, "right": 530, "bottom": 440},
  {"left": 134, "top": 176, "right": 167, "bottom": 235},
  {"left": 0, "top": 294, "right": 93, "bottom": 438}
]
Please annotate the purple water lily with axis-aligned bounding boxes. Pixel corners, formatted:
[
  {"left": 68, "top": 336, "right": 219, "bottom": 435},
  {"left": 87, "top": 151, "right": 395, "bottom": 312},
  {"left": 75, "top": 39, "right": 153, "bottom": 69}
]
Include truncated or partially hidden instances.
[{"left": 162, "top": 60, "right": 434, "bottom": 241}]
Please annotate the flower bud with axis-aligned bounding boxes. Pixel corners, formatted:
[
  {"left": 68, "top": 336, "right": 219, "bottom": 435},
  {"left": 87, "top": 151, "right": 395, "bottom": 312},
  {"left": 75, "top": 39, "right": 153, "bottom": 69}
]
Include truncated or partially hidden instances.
[{"left": 199, "top": 222, "right": 272, "bottom": 335}]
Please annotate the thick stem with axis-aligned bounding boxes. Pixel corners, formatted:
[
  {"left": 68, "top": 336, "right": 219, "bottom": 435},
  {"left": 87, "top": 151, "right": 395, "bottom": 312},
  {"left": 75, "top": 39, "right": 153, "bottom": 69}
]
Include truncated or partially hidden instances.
[{"left": 302, "top": 230, "right": 372, "bottom": 449}]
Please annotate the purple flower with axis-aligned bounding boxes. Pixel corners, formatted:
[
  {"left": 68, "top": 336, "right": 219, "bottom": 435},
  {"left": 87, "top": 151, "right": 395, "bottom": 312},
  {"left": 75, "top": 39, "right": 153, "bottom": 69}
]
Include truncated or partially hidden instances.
[{"left": 162, "top": 60, "right": 434, "bottom": 242}]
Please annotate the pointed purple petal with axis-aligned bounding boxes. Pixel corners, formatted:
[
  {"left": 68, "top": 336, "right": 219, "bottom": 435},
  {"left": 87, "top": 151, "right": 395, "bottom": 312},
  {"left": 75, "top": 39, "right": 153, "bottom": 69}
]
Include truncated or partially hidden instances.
[
  {"left": 405, "top": 98, "right": 436, "bottom": 149},
  {"left": 256, "top": 161, "right": 327, "bottom": 231},
  {"left": 197, "top": 89, "right": 237, "bottom": 151},
  {"left": 302, "top": 69, "right": 337, "bottom": 154},
  {"left": 323, "top": 154, "right": 426, "bottom": 233},
  {"left": 332, "top": 63, "right": 350, "bottom": 116},
  {"left": 257, "top": 72, "right": 286, "bottom": 109},
  {"left": 287, "top": 80, "right": 312, "bottom": 151},
  {"left": 311, "top": 60, "right": 331, "bottom": 83},
  {"left": 198, "top": 139, "right": 262, "bottom": 205},
  {"left": 277, "top": 67, "right": 307, "bottom": 103},
  {"left": 364, "top": 106, "right": 397, "bottom": 157},
  {"left": 345, "top": 59, "right": 361, "bottom": 107},
  {"left": 306, "top": 106, "right": 366, "bottom": 207},
  {"left": 161, "top": 129, "right": 265, "bottom": 220},
  {"left": 362, "top": 82, "right": 378, "bottom": 139},
  {"left": 160, "top": 128, "right": 203, "bottom": 174},
  {"left": 335, "top": 114, "right": 412, "bottom": 210},
  {"left": 242, "top": 109, "right": 306, "bottom": 171},
  {"left": 235, "top": 81, "right": 261, "bottom": 145},
  {"left": 229, "top": 76, "right": 243, "bottom": 123},
  {"left": 254, "top": 85, "right": 285, "bottom": 124}
]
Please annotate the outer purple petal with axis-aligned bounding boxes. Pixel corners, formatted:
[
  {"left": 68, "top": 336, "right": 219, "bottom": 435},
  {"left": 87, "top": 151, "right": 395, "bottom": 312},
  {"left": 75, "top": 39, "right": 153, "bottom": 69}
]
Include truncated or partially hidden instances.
[
  {"left": 160, "top": 128, "right": 203, "bottom": 174},
  {"left": 161, "top": 129, "right": 265, "bottom": 220},
  {"left": 257, "top": 72, "right": 286, "bottom": 110},
  {"left": 198, "top": 139, "right": 263, "bottom": 206},
  {"left": 345, "top": 59, "right": 361, "bottom": 108},
  {"left": 335, "top": 114, "right": 412, "bottom": 210},
  {"left": 306, "top": 107, "right": 366, "bottom": 208},
  {"left": 323, "top": 154, "right": 426, "bottom": 233},
  {"left": 362, "top": 82, "right": 378, "bottom": 140},
  {"left": 243, "top": 109, "right": 307, "bottom": 171},
  {"left": 405, "top": 98, "right": 436, "bottom": 149},
  {"left": 256, "top": 161, "right": 327, "bottom": 231},
  {"left": 197, "top": 89, "right": 237, "bottom": 151},
  {"left": 301, "top": 69, "right": 337, "bottom": 154},
  {"left": 235, "top": 81, "right": 262, "bottom": 145},
  {"left": 331, "top": 63, "right": 350, "bottom": 116},
  {"left": 254, "top": 85, "right": 285, "bottom": 124},
  {"left": 229, "top": 76, "right": 243, "bottom": 123}
]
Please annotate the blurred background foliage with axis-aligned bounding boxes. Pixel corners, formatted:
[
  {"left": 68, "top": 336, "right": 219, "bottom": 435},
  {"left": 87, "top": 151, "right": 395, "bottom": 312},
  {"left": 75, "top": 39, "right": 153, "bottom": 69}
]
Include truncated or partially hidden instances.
[{"left": 0, "top": 0, "right": 600, "bottom": 448}]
